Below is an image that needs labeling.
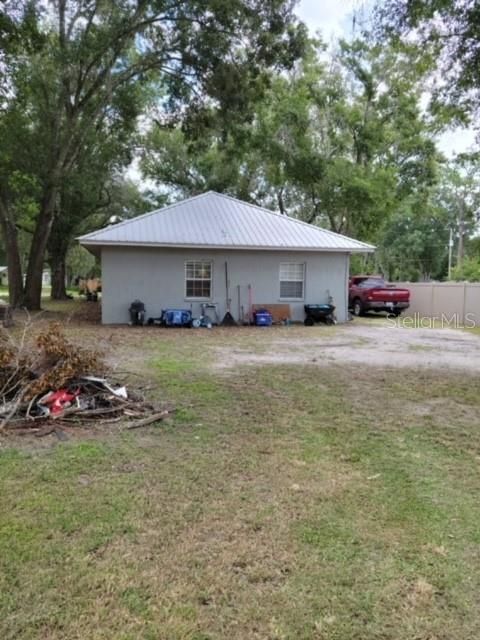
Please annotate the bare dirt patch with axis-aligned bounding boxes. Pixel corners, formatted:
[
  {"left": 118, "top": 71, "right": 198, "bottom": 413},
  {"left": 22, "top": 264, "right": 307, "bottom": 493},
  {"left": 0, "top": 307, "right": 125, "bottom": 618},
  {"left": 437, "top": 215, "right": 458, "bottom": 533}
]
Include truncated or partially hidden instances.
[{"left": 213, "top": 321, "right": 480, "bottom": 373}]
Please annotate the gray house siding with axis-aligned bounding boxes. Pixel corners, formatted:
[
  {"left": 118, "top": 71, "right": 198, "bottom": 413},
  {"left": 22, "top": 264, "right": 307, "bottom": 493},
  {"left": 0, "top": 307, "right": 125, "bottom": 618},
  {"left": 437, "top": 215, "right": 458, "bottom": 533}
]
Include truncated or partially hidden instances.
[{"left": 101, "top": 246, "right": 349, "bottom": 324}]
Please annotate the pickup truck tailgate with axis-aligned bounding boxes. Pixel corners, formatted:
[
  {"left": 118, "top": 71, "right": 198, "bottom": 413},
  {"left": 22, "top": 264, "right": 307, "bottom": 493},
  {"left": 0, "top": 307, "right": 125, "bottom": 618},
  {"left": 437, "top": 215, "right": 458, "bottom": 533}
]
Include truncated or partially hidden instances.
[{"left": 368, "top": 288, "right": 410, "bottom": 302}]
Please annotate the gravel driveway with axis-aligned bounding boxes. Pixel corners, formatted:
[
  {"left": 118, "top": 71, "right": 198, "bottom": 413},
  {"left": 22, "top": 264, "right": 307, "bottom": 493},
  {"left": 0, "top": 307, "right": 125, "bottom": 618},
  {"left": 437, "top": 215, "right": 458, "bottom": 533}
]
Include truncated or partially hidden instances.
[{"left": 215, "top": 320, "right": 480, "bottom": 373}]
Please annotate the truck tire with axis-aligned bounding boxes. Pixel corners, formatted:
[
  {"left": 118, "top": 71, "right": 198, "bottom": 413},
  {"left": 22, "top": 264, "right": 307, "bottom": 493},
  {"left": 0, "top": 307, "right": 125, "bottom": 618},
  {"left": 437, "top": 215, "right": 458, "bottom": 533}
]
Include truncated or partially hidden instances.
[{"left": 353, "top": 298, "right": 364, "bottom": 317}]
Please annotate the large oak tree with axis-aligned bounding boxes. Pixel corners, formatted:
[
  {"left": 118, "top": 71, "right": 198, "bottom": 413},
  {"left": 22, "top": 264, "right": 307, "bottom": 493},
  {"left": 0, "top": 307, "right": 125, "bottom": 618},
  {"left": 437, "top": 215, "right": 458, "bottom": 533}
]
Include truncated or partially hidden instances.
[{"left": 0, "top": 0, "right": 305, "bottom": 308}]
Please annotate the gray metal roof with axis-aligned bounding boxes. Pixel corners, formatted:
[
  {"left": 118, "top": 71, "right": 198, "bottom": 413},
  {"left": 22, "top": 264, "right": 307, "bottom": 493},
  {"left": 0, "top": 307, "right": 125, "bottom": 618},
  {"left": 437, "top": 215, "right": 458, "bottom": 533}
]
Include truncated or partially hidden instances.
[{"left": 79, "top": 191, "right": 375, "bottom": 253}]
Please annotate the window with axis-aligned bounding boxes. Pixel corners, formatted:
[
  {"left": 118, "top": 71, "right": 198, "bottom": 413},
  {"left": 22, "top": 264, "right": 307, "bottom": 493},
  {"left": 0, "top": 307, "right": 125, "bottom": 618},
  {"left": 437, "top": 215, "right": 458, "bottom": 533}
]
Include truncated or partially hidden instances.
[
  {"left": 280, "top": 263, "right": 304, "bottom": 299},
  {"left": 358, "top": 277, "right": 385, "bottom": 288},
  {"left": 185, "top": 261, "right": 212, "bottom": 298}
]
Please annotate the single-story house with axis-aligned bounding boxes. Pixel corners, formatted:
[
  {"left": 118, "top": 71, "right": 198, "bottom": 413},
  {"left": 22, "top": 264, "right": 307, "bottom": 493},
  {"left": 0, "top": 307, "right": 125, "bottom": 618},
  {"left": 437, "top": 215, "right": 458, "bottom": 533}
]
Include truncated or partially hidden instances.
[
  {"left": 79, "top": 191, "right": 374, "bottom": 324},
  {"left": 0, "top": 268, "right": 51, "bottom": 288}
]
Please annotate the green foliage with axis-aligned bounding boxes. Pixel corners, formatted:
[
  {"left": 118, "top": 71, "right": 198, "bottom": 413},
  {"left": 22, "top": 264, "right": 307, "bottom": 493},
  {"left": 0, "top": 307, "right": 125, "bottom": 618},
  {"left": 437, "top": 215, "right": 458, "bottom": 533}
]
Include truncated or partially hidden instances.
[
  {"left": 66, "top": 246, "right": 96, "bottom": 280},
  {"left": 451, "top": 257, "right": 480, "bottom": 282},
  {"left": 349, "top": 253, "right": 378, "bottom": 276},
  {"left": 376, "top": 0, "right": 480, "bottom": 120},
  {"left": 0, "top": 0, "right": 305, "bottom": 308},
  {"left": 143, "top": 37, "right": 440, "bottom": 244},
  {"left": 377, "top": 201, "right": 449, "bottom": 281},
  {"left": 3, "top": 0, "right": 474, "bottom": 293},
  {"left": 365, "top": 154, "right": 480, "bottom": 282},
  {"left": 466, "top": 236, "right": 480, "bottom": 259}
]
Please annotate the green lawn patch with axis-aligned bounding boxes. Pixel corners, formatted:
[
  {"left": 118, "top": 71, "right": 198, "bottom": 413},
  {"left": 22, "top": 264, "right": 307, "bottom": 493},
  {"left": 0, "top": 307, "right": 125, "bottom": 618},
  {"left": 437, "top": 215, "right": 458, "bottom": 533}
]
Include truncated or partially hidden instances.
[{"left": 1, "top": 328, "right": 480, "bottom": 639}]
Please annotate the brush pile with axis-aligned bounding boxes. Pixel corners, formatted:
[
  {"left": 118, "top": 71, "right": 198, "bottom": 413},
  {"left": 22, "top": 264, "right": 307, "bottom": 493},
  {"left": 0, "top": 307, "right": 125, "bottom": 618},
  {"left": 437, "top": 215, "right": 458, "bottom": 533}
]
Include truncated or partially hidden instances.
[{"left": 0, "top": 322, "right": 172, "bottom": 434}]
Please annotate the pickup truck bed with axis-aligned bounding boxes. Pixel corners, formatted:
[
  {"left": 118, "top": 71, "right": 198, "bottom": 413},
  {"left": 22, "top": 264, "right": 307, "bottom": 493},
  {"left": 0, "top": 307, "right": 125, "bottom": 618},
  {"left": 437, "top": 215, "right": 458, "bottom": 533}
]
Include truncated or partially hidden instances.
[{"left": 349, "top": 276, "right": 410, "bottom": 317}]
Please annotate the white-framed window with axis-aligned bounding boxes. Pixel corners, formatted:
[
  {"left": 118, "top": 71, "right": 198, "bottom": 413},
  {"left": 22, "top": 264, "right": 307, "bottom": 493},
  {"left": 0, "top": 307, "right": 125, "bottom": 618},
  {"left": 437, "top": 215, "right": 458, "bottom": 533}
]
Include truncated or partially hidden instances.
[
  {"left": 279, "top": 263, "right": 305, "bottom": 299},
  {"left": 185, "top": 261, "right": 212, "bottom": 299}
]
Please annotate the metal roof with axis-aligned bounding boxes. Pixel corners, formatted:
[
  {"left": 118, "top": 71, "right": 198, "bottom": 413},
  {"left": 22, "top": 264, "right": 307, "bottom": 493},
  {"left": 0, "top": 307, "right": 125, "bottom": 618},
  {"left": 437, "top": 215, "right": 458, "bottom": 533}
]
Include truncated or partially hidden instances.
[{"left": 79, "top": 191, "right": 375, "bottom": 253}]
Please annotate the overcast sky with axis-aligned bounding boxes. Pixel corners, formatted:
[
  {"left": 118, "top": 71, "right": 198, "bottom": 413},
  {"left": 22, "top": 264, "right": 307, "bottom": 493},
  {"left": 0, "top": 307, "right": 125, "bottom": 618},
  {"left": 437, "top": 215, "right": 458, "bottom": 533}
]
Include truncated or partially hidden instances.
[
  {"left": 295, "top": 0, "right": 477, "bottom": 157},
  {"left": 296, "top": 0, "right": 364, "bottom": 40}
]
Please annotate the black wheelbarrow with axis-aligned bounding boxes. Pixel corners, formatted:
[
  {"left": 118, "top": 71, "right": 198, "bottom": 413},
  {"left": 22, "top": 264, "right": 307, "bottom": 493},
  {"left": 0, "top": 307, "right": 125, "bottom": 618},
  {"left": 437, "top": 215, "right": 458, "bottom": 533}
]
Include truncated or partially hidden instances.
[{"left": 304, "top": 304, "right": 336, "bottom": 326}]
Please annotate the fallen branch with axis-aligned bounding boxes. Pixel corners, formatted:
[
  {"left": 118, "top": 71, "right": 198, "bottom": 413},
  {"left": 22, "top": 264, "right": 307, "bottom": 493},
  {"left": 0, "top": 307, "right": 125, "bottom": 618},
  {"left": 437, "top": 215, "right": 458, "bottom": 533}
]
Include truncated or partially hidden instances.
[
  {"left": 0, "top": 388, "right": 29, "bottom": 431},
  {"left": 126, "top": 410, "right": 174, "bottom": 430}
]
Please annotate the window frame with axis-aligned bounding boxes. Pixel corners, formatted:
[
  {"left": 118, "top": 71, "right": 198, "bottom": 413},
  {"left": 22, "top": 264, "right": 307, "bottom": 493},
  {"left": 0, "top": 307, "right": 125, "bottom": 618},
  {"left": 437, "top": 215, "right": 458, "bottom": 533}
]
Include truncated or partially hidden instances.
[
  {"left": 279, "top": 262, "right": 305, "bottom": 301},
  {"left": 184, "top": 260, "right": 213, "bottom": 300}
]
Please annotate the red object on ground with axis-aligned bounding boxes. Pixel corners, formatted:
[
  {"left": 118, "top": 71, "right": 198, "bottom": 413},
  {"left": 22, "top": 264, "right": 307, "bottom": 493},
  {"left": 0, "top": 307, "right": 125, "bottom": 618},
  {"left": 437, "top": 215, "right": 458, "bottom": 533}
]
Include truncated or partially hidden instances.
[
  {"left": 40, "top": 389, "right": 79, "bottom": 416},
  {"left": 349, "top": 276, "right": 410, "bottom": 317}
]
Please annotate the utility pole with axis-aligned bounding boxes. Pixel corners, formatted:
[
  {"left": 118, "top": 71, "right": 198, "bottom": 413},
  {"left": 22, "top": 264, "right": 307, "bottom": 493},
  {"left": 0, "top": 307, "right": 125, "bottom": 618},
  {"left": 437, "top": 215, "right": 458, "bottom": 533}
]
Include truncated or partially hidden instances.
[
  {"left": 448, "top": 227, "right": 454, "bottom": 280},
  {"left": 457, "top": 200, "right": 465, "bottom": 269},
  {"left": 457, "top": 223, "right": 465, "bottom": 267}
]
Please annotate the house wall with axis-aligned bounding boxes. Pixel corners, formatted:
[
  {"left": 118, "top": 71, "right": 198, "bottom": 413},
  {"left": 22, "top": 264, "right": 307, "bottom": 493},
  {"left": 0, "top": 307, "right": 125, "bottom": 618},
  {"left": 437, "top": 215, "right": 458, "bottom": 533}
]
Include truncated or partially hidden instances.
[
  {"left": 42, "top": 270, "right": 51, "bottom": 287},
  {"left": 101, "top": 246, "right": 349, "bottom": 324}
]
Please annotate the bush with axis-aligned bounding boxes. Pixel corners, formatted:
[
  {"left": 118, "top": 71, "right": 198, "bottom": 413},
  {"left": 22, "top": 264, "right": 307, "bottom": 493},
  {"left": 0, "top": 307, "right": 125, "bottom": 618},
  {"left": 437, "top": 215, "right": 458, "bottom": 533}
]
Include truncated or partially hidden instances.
[{"left": 451, "top": 257, "right": 480, "bottom": 282}]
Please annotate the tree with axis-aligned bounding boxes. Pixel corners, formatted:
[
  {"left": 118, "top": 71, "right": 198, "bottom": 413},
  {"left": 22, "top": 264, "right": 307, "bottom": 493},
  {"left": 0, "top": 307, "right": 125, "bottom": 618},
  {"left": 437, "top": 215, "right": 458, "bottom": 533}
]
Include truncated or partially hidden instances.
[
  {"left": 376, "top": 155, "right": 480, "bottom": 282},
  {"left": 376, "top": 200, "right": 449, "bottom": 281},
  {"left": 46, "top": 79, "right": 149, "bottom": 300},
  {"left": 141, "top": 126, "right": 259, "bottom": 201},
  {"left": 58, "top": 176, "right": 153, "bottom": 292},
  {"left": 376, "top": 0, "right": 480, "bottom": 121},
  {"left": 0, "top": 0, "right": 305, "bottom": 309},
  {"left": 142, "top": 38, "right": 440, "bottom": 243},
  {"left": 434, "top": 157, "right": 480, "bottom": 268},
  {"left": 465, "top": 235, "right": 480, "bottom": 259},
  {"left": 451, "top": 257, "right": 480, "bottom": 282}
]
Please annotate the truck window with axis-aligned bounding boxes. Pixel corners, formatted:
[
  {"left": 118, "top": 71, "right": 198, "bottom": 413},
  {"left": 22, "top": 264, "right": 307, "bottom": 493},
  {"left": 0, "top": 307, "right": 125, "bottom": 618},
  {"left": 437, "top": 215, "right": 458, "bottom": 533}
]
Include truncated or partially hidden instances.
[{"left": 358, "top": 278, "right": 385, "bottom": 288}]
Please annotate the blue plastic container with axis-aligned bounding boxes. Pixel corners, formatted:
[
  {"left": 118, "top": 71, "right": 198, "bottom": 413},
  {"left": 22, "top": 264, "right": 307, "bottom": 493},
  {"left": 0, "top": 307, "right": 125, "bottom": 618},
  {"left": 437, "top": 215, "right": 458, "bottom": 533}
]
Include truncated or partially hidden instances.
[
  {"left": 254, "top": 309, "right": 273, "bottom": 326},
  {"left": 162, "top": 309, "right": 192, "bottom": 327}
]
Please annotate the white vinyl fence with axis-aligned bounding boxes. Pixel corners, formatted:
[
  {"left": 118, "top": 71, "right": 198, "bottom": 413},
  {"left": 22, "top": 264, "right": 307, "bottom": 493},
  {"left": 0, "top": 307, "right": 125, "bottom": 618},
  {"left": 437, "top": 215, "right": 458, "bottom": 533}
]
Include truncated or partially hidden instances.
[{"left": 396, "top": 282, "right": 480, "bottom": 328}]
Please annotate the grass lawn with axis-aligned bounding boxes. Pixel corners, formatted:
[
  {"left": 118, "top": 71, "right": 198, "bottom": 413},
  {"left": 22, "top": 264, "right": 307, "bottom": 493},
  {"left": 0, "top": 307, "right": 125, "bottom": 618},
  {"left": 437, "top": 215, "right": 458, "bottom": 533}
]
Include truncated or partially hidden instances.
[
  {"left": 0, "top": 284, "right": 8, "bottom": 301},
  {"left": 1, "top": 307, "right": 480, "bottom": 639},
  {"left": 0, "top": 286, "right": 79, "bottom": 300}
]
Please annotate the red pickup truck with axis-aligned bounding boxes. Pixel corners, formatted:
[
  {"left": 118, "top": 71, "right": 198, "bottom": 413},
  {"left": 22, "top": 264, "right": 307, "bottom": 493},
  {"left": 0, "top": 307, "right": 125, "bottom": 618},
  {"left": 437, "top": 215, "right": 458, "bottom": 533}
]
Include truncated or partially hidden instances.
[{"left": 349, "top": 276, "right": 410, "bottom": 317}]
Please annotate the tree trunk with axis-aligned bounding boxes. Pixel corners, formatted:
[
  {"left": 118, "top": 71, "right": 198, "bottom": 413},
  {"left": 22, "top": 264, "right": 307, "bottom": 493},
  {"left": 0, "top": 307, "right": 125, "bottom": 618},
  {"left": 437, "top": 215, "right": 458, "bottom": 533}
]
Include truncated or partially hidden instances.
[
  {"left": 47, "top": 197, "right": 73, "bottom": 300},
  {"left": 277, "top": 188, "right": 286, "bottom": 215},
  {"left": 23, "top": 187, "right": 58, "bottom": 310},
  {"left": 49, "top": 247, "right": 68, "bottom": 300},
  {"left": 0, "top": 203, "right": 24, "bottom": 307}
]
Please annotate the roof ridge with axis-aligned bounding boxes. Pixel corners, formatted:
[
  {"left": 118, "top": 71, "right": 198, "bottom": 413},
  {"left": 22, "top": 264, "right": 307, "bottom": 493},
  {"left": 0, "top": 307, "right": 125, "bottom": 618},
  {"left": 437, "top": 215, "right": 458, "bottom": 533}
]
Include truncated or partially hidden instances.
[
  {"left": 209, "top": 192, "right": 374, "bottom": 249},
  {"left": 78, "top": 191, "right": 214, "bottom": 241}
]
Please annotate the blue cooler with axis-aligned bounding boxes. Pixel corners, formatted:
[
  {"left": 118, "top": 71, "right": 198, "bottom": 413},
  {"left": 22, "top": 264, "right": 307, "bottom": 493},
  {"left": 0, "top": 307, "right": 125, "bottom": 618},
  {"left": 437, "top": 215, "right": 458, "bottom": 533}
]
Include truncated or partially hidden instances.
[
  {"left": 254, "top": 309, "right": 273, "bottom": 326},
  {"left": 162, "top": 309, "right": 192, "bottom": 327}
]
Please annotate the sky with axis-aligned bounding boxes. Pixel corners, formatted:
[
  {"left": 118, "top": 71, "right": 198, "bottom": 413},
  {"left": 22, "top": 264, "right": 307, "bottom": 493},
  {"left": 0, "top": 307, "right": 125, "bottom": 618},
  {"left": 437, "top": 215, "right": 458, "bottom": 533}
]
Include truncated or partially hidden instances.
[
  {"left": 295, "top": 0, "right": 477, "bottom": 157},
  {"left": 296, "top": 0, "right": 365, "bottom": 41}
]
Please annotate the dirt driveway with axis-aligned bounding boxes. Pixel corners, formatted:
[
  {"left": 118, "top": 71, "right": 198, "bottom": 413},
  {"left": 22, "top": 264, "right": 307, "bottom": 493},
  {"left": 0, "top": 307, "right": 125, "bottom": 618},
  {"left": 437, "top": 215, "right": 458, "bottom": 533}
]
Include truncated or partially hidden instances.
[{"left": 215, "top": 319, "right": 480, "bottom": 373}]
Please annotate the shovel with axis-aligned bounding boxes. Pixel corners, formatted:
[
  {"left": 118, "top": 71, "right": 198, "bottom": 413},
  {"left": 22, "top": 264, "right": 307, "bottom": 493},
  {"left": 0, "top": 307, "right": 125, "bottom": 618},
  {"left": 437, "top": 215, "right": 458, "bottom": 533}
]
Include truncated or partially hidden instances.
[{"left": 221, "top": 262, "right": 237, "bottom": 326}]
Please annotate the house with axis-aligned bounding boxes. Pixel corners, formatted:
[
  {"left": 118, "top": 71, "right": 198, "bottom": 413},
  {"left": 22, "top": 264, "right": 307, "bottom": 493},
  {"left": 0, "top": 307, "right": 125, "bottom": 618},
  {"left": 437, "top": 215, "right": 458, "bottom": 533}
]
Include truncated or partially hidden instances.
[
  {"left": 0, "top": 268, "right": 51, "bottom": 288},
  {"left": 79, "top": 192, "right": 374, "bottom": 324},
  {"left": 42, "top": 270, "right": 52, "bottom": 287}
]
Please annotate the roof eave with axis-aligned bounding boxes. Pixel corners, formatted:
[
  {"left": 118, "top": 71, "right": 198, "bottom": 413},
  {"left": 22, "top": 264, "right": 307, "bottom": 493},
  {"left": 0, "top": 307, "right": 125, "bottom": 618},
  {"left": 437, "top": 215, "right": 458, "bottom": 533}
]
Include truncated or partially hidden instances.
[{"left": 78, "top": 240, "right": 375, "bottom": 253}]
